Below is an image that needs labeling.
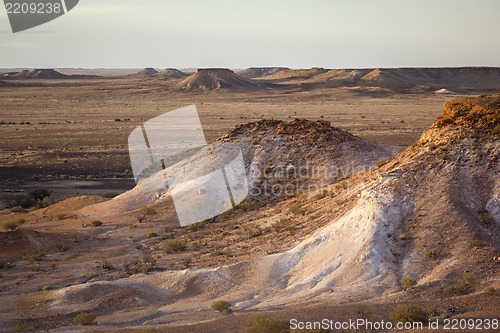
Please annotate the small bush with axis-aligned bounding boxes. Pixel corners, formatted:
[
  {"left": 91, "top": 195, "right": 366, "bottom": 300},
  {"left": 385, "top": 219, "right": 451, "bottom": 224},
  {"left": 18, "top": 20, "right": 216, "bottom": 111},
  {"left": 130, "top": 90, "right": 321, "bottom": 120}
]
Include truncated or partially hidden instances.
[
  {"left": 29, "top": 188, "right": 50, "bottom": 201},
  {"left": 101, "top": 260, "right": 114, "bottom": 270},
  {"left": 272, "top": 218, "right": 297, "bottom": 233},
  {"left": 211, "top": 300, "right": 232, "bottom": 314},
  {"left": 91, "top": 220, "right": 103, "bottom": 227},
  {"left": 390, "top": 304, "right": 428, "bottom": 324},
  {"left": 289, "top": 203, "right": 306, "bottom": 216},
  {"left": 53, "top": 212, "right": 67, "bottom": 220},
  {"left": 164, "top": 239, "right": 186, "bottom": 253},
  {"left": 2, "top": 218, "right": 25, "bottom": 231},
  {"left": 484, "top": 286, "right": 495, "bottom": 295},
  {"left": 140, "top": 206, "right": 156, "bottom": 216},
  {"left": 244, "top": 315, "right": 289, "bottom": 333},
  {"left": 146, "top": 232, "right": 157, "bottom": 238},
  {"left": 471, "top": 239, "right": 483, "bottom": 247},
  {"left": 56, "top": 243, "right": 70, "bottom": 252},
  {"left": 187, "top": 221, "right": 205, "bottom": 232},
  {"left": 444, "top": 273, "right": 477, "bottom": 295},
  {"left": 492, "top": 125, "right": 500, "bottom": 136},
  {"left": 13, "top": 323, "right": 28, "bottom": 332},
  {"left": 182, "top": 257, "right": 192, "bottom": 268},
  {"left": 11, "top": 206, "right": 25, "bottom": 213},
  {"left": 425, "top": 250, "right": 437, "bottom": 260},
  {"left": 402, "top": 277, "right": 417, "bottom": 290},
  {"left": 245, "top": 223, "right": 262, "bottom": 238},
  {"left": 479, "top": 212, "right": 492, "bottom": 225},
  {"left": 73, "top": 312, "right": 96, "bottom": 325}
]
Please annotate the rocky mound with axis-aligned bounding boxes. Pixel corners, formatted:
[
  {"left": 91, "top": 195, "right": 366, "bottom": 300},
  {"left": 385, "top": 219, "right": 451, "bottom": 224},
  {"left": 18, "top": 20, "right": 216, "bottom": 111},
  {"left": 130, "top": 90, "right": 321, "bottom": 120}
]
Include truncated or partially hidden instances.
[
  {"left": 127, "top": 68, "right": 158, "bottom": 78},
  {"left": 11, "top": 69, "right": 68, "bottom": 79},
  {"left": 433, "top": 94, "right": 500, "bottom": 133},
  {"left": 80, "top": 118, "right": 398, "bottom": 218},
  {"left": 237, "top": 67, "right": 289, "bottom": 79},
  {"left": 156, "top": 68, "right": 188, "bottom": 79},
  {"left": 175, "top": 68, "right": 260, "bottom": 91}
]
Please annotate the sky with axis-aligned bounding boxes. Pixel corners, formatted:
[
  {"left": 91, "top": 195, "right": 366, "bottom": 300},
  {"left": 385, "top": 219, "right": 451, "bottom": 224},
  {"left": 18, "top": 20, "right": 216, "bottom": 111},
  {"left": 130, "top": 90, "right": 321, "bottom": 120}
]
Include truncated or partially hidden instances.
[{"left": 1, "top": 0, "right": 500, "bottom": 69}]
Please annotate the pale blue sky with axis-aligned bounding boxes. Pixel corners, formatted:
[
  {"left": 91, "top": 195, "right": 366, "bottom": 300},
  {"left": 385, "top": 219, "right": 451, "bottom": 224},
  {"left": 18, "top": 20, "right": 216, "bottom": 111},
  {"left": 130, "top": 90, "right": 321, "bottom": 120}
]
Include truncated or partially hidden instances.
[{"left": 1, "top": 0, "right": 499, "bottom": 68}]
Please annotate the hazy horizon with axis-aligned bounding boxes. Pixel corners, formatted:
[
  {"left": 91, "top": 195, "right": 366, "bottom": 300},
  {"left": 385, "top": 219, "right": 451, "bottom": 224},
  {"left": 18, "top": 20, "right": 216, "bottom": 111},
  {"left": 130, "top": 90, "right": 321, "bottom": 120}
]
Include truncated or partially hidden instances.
[{"left": 1, "top": 0, "right": 500, "bottom": 69}]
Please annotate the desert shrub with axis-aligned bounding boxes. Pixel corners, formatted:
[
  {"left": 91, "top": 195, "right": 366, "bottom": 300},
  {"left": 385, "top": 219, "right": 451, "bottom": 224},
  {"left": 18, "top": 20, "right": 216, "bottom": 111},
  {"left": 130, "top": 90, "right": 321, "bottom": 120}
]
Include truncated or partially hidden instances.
[
  {"left": 375, "top": 159, "right": 387, "bottom": 168},
  {"left": 8, "top": 194, "right": 35, "bottom": 209},
  {"left": 272, "top": 218, "right": 297, "bottom": 233},
  {"left": 390, "top": 304, "right": 428, "bottom": 324},
  {"left": 141, "top": 254, "right": 156, "bottom": 269},
  {"left": 471, "top": 239, "right": 483, "bottom": 247},
  {"left": 211, "top": 300, "right": 232, "bottom": 314},
  {"left": 492, "top": 125, "right": 500, "bottom": 136},
  {"left": 289, "top": 202, "right": 306, "bottom": 215},
  {"left": 444, "top": 273, "right": 478, "bottom": 295},
  {"left": 101, "top": 260, "right": 114, "bottom": 270},
  {"left": 187, "top": 221, "right": 205, "bottom": 232},
  {"left": 53, "top": 212, "right": 67, "bottom": 220},
  {"left": 56, "top": 243, "right": 70, "bottom": 252},
  {"left": 315, "top": 190, "right": 328, "bottom": 199},
  {"left": 244, "top": 314, "right": 289, "bottom": 333},
  {"left": 245, "top": 223, "right": 262, "bottom": 238},
  {"left": 10, "top": 206, "right": 25, "bottom": 213},
  {"left": 424, "top": 250, "right": 437, "bottom": 260},
  {"left": 23, "top": 249, "right": 46, "bottom": 262},
  {"left": 402, "top": 277, "right": 417, "bottom": 290},
  {"left": 73, "top": 312, "right": 96, "bottom": 325},
  {"left": 479, "top": 211, "right": 492, "bottom": 225},
  {"left": 182, "top": 257, "right": 192, "bottom": 268},
  {"left": 140, "top": 206, "right": 156, "bottom": 216},
  {"left": 38, "top": 196, "right": 55, "bottom": 208},
  {"left": 164, "top": 239, "right": 187, "bottom": 253},
  {"left": 2, "top": 217, "right": 25, "bottom": 231},
  {"left": 29, "top": 188, "right": 50, "bottom": 201},
  {"left": 91, "top": 220, "right": 103, "bottom": 227},
  {"left": 211, "top": 249, "right": 231, "bottom": 257},
  {"left": 484, "top": 286, "right": 495, "bottom": 295},
  {"left": 13, "top": 323, "right": 28, "bottom": 332}
]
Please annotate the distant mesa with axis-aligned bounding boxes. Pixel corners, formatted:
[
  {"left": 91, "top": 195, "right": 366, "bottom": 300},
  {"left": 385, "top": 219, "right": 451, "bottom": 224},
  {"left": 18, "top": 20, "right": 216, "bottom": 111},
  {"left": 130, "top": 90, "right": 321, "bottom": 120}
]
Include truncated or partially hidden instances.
[
  {"left": 237, "top": 67, "right": 289, "bottom": 79},
  {"left": 5, "top": 68, "right": 68, "bottom": 79},
  {"left": 259, "top": 67, "right": 329, "bottom": 82},
  {"left": 259, "top": 67, "right": 500, "bottom": 93},
  {"left": 128, "top": 68, "right": 159, "bottom": 78},
  {"left": 176, "top": 68, "right": 260, "bottom": 91},
  {"left": 157, "top": 68, "right": 189, "bottom": 79}
]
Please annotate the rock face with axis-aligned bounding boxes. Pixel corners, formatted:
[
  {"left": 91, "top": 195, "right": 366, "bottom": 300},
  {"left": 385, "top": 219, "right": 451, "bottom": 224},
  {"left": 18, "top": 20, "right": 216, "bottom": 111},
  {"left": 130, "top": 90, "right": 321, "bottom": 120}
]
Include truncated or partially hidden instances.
[
  {"left": 434, "top": 94, "right": 500, "bottom": 133},
  {"left": 175, "top": 68, "right": 260, "bottom": 91}
]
